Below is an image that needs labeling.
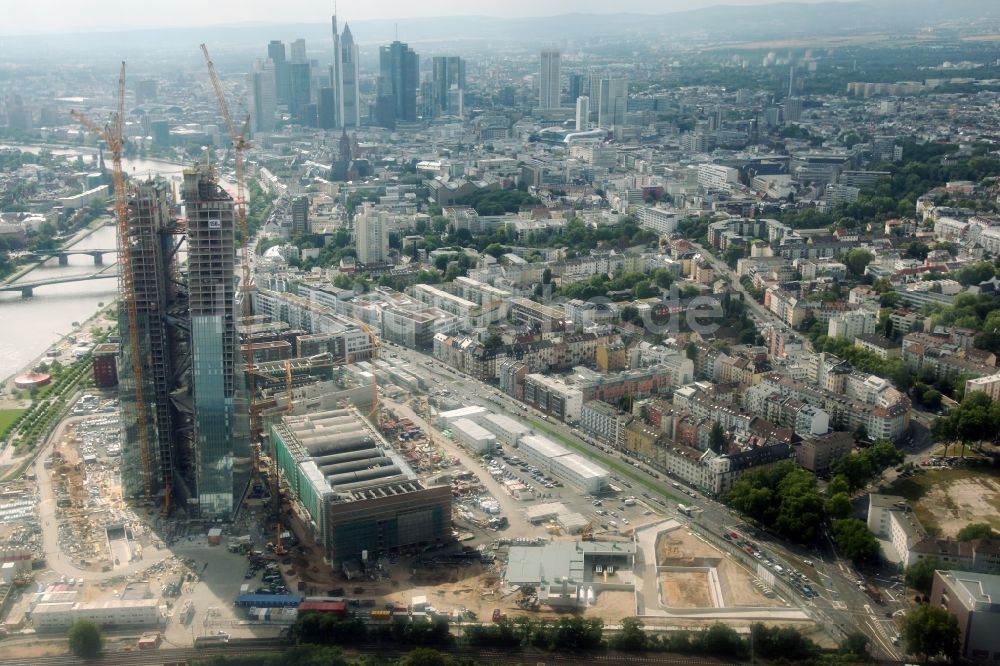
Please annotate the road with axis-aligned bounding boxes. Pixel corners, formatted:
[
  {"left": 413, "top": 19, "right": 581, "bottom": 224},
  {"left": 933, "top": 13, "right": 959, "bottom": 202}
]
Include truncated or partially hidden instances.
[
  {"left": 380, "top": 395, "right": 539, "bottom": 539},
  {"left": 689, "top": 240, "right": 813, "bottom": 355},
  {"left": 382, "top": 341, "right": 902, "bottom": 659}
]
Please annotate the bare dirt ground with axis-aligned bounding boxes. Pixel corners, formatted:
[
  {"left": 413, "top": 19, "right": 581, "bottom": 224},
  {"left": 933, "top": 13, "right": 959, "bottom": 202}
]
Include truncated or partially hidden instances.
[
  {"left": 661, "top": 571, "right": 712, "bottom": 608},
  {"left": 886, "top": 467, "right": 1000, "bottom": 537},
  {"left": 923, "top": 475, "right": 1000, "bottom": 536},
  {"left": 0, "top": 639, "right": 68, "bottom": 659},
  {"left": 580, "top": 590, "right": 634, "bottom": 619},
  {"left": 716, "top": 558, "right": 785, "bottom": 608},
  {"left": 655, "top": 528, "right": 784, "bottom": 608}
]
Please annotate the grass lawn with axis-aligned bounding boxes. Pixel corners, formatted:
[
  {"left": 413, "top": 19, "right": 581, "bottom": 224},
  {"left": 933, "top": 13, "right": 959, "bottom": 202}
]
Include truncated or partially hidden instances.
[
  {"left": 527, "top": 418, "right": 681, "bottom": 503},
  {"left": 0, "top": 409, "right": 25, "bottom": 433}
]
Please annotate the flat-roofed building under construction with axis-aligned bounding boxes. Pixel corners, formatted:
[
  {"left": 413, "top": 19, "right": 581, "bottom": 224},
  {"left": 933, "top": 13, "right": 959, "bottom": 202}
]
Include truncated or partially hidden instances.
[{"left": 270, "top": 408, "right": 451, "bottom": 564}]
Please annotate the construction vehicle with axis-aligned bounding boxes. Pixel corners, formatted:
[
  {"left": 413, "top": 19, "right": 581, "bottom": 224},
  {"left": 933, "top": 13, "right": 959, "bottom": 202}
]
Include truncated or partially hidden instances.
[{"left": 71, "top": 64, "right": 155, "bottom": 505}]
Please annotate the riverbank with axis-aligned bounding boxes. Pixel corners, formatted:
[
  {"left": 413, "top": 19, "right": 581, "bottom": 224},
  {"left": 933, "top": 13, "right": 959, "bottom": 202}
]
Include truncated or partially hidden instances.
[
  {"left": 0, "top": 217, "right": 112, "bottom": 286},
  {"left": 0, "top": 299, "right": 117, "bottom": 478},
  {"left": 0, "top": 295, "right": 116, "bottom": 402}
]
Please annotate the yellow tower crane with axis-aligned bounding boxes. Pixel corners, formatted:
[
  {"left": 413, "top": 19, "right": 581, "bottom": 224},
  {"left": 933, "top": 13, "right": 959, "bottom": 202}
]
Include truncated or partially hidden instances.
[
  {"left": 72, "top": 63, "right": 155, "bottom": 506},
  {"left": 200, "top": 44, "right": 279, "bottom": 536}
]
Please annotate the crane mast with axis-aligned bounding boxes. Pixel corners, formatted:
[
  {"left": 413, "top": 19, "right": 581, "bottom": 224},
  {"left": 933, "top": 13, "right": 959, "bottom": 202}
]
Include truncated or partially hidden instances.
[
  {"left": 72, "top": 63, "right": 155, "bottom": 504},
  {"left": 200, "top": 44, "right": 274, "bottom": 526},
  {"left": 199, "top": 44, "right": 261, "bottom": 468}
]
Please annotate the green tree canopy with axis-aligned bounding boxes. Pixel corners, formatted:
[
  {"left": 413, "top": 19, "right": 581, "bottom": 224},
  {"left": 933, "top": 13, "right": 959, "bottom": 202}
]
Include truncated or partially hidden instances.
[
  {"left": 957, "top": 522, "right": 999, "bottom": 541},
  {"left": 68, "top": 619, "right": 103, "bottom": 659},
  {"left": 831, "top": 518, "right": 880, "bottom": 563},
  {"left": 902, "top": 604, "right": 961, "bottom": 663},
  {"left": 842, "top": 249, "right": 874, "bottom": 278},
  {"left": 905, "top": 557, "right": 942, "bottom": 595}
]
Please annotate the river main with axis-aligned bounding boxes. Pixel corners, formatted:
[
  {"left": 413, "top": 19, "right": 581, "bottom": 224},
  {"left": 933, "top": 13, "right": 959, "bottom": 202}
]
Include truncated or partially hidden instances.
[{"left": 0, "top": 150, "right": 201, "bottom": 382}]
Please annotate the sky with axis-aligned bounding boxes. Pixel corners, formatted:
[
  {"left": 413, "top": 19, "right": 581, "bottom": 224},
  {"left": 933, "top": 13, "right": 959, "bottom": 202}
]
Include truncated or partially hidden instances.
[{"left": 3, "top": 0, "right": 832, "bottom": 35}]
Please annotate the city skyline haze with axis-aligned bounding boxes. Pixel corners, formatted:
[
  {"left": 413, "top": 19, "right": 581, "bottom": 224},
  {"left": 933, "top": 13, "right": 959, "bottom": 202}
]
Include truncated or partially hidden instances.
[{"left": 4, "top": 0, "right": 835, "bottom": 36}]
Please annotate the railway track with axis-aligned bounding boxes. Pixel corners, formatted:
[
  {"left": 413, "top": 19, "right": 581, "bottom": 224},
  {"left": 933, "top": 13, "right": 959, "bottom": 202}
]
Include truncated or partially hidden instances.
[
  {"left": 0, "top": 637, "right": 913, "bottom": 666},
  {"left": 0, "top": 638, "right": 750, "bottom": 666}
]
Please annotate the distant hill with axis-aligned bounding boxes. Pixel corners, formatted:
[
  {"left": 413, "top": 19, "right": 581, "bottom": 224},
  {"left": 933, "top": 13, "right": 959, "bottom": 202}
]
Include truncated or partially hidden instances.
[{"left": 2, "top": 0, "right": 999, "bottom": 62}]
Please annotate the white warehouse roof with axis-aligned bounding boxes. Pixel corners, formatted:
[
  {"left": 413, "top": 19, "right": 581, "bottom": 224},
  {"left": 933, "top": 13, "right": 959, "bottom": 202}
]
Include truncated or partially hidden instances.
[
  {"left": 483, "top": 413, "right": 532, "bottom": 434},
  {"left": 518, "top": 434, "right": 570, "bottom": 460},
  {"left": 451, "top": 418, "right": 494, "bottom": 441},
  {"left": 557, "top": 453, "right": 608, "bottom": 480},
  {"left": 439, "top": 406, "right": 488, "bottom": 424}
]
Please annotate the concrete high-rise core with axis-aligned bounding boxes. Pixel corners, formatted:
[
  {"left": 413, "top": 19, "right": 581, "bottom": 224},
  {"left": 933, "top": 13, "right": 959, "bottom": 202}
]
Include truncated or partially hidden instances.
[
  {"left": 119, "top": 179, "right": 183, "bottom": 500},
  {"left": 291, "top": 195, "right": 310, "bottom": 236}
]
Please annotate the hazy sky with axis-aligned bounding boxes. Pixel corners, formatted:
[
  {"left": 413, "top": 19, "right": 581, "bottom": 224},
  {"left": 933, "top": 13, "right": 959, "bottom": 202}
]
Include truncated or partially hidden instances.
[{"left": 4, "top": 0, "right": 831, "bottom": 35}]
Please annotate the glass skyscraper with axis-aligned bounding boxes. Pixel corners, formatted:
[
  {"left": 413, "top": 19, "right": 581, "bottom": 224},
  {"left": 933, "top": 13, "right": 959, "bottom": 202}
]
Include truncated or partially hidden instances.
[{"left": 183, "top": 165, "right": 237, "bottom": 519}]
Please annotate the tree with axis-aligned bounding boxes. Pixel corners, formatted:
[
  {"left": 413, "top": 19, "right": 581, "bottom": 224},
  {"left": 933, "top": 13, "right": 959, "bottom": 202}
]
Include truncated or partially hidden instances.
[
  {"left": 724, "top": 246, "right": 745, "bottom": 270},
  {"left": 852, "top": 423, "right": 869, "bottom": 443},
  {"left": 696, "top": 623, "right": 746, "bottom": 658},
  {"left": 709, "top": 421, "right": 728, "bottom": 454},
  {"left": 68, "top": 619, "right": 103, "bottom": 659},
  {"left": 610, "top": 617, "right": 647, "bottom": 652},
  {"left": 957, "top": 522, "right": 998, "bottom": 541},
  {"left": 902, "top": 604, "right": 961, "bottom": 663},
  {"left": 400, "top": 648, "right": 455, "bottom": 666},
  {"left": 922, "top": 388, "right": 943, "bottom": 411},
  {"left": 840, "top": 630, "right": 870, "bottom": 660},
  {"left": 826, "top": 492, "right": 853, "bottom": 520},
  {"left": 842, "top": 249, "right": 874, "bottom": 278},
  {"left": 264, "top": 645, "right": 350, "bottom": 666},
  {"left": 620, "top": 305, "right": 641, "bottom": 325},
  {"left": 905, "top": 557, "right": 942, "bottom": 595},
  {"left": 483, "top": 333, "right": 504, "bottom": 351},
  {"left": 831, "top": 518, "right": 879, "bottom": 563}
]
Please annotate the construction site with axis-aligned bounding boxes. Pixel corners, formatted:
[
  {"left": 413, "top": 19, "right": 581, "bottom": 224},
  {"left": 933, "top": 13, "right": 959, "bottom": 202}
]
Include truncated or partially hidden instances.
[{"left": 0, "top": 58, "right": 823, "bottom": 654}]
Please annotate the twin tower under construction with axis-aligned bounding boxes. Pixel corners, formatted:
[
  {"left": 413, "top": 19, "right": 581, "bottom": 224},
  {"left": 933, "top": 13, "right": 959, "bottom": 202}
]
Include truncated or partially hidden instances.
[{"left": 118, "top": 164, "right": 249, "bottom": 520}]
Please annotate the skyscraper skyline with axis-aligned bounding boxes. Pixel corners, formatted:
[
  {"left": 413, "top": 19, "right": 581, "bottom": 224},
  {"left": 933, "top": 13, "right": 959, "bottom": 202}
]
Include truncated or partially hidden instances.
[
  {"left": 330, "top": 13, "right": 361, "bottom": 129},
  {"left": 340, "top": 22, "right": 360, "bottom": 128},
  {"left": 432, "top": 55, "right": 465, "bottom": 117},
  {"left": 377, "top": 40, "right": 419, "bottom": 126},
  {"left": 248, "top": 58, "right": 276, "bottom": 133},
  {"left": 575, "top": 95, "right": 590, "bottom": 131},
  {"left": 597, "top": 77, "right": 627, "bottom": 128},
  {"left": 539, "top": 49, "right": 561, "bottom": 109},
  {"left": 267, "top": 39, "right": 289, "bottom": 106},
  {"left": 287, "top": 60, "right": 312, "bottom": 124}
]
